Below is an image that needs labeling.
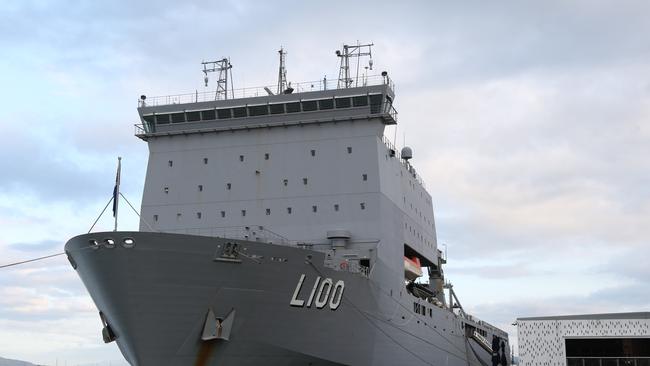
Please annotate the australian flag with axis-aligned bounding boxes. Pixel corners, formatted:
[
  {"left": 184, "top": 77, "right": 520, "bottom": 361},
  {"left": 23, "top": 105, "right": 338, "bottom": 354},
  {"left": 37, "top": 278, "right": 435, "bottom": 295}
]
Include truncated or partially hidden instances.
[{"left": 112, "top": 157, "right": 121, "bottom": 218}]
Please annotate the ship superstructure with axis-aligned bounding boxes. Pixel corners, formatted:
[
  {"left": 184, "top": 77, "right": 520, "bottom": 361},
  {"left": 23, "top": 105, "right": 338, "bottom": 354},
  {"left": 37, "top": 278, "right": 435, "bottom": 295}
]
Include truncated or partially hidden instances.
[{"left": 65, "top": 44, "right": 510, "bottom": 366}]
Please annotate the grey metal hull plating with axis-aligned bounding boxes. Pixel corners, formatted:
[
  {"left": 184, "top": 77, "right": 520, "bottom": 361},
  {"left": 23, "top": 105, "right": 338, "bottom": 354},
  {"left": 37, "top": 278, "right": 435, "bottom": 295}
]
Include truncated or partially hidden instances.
[{"left": 65, "top": 232, "right": 497, "bottom": 366}]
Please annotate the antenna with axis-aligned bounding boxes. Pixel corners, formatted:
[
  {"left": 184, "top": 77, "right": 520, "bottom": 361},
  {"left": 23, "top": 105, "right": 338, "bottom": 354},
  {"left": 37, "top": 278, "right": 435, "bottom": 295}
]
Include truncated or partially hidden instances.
[
  {"left": 277, "top": 47, "right": 288, "bottom": 94},
  {"left": 202, "top": 58, "right": 234, "bottom": 100},
  {"left": 336, "top": 41, "right": 373, "bottom": 89}
]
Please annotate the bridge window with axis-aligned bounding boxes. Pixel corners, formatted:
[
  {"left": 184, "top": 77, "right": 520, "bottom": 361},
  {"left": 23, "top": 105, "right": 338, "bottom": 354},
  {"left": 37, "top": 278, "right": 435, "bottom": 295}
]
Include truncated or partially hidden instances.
[
  {"left": 232, "top": 107, "right": 247, "bottom": 118},
  {"left": 335, "top": 97, "right": 351, "bottom": 108},
  {"left": 186, "top": 111, "right": 201, "bottom": 122},
  {"left": 318, "top": 98, "right": 334, "bottom": 110},
  {"left": 248, "top": 105, "right": 268, "bottom": 116},
  {"left": 202, "top": 109, "right": 217, "bottom": 120},
  {"left": 155, "top": 114, "right": 170, "bottom": 124},
  {"left": 216, "top": 108, "right": 231, "bottom": 119},
  {"left": 269, "top": 103, "right": 285, "bottom": 114},
  {"left": 369, "top": 94, "right": 383, "bottom": 113},
  {"left": 301, "top": 100, "right": 318, "bottom": 112},
  {"left": 353, "top": 95, "right": 368, "bottom": 107},
  {"left": 285, "top": 102, "right": 301, "bottom": 113},
  {"left": 171, "top": 112, "right": 185, "bottom": 123},
  {"left": 143, "top": 115, "right": 155, "bottom": 124}
]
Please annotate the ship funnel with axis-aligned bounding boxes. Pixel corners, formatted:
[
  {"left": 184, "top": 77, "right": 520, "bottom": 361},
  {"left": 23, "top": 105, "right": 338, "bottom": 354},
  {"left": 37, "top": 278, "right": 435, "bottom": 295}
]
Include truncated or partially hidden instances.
[
  {"left": 327, "top": 230, "right": 351, "bottom": 249},
  {"left": 401, "top": 146, "right": 413, "bottom": 160}
]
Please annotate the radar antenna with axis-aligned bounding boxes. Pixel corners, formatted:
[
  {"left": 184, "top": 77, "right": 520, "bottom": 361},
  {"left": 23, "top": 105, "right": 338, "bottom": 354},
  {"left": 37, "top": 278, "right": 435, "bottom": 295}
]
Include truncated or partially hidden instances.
[
  {"left": 336, "top": 42, "right": 374, "bottom": 89},
  {"left": 277, "top": 47, "right": 288, "bottom": 94},
  {"left": 202, "top": 58, "right": 234, "bottom": 100}
]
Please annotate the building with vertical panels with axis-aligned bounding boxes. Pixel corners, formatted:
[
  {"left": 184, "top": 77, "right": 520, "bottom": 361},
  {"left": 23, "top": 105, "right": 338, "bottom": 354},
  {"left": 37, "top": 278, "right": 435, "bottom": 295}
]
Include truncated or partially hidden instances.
[{"left": 517, "top": 312, "right": 650, "bottom": 366}]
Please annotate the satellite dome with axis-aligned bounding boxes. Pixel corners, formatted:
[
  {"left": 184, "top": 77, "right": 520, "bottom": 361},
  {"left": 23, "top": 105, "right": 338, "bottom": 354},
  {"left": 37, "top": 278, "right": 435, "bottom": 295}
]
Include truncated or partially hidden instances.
[{"left": 401, "top": 146, "right": 413, "bottom": 160}]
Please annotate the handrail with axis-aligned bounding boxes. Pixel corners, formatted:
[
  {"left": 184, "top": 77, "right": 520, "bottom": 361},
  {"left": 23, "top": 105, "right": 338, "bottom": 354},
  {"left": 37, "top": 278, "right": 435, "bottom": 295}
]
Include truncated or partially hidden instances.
[{"left": 138, "top": 75, "right": 394, "bottom": 107}]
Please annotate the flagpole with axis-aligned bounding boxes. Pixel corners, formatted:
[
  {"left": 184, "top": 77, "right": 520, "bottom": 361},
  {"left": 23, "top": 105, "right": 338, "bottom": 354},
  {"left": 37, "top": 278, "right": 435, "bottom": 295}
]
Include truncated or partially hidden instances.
[{"left": 114, "top": 157, "right": 122, "bottom": 232}]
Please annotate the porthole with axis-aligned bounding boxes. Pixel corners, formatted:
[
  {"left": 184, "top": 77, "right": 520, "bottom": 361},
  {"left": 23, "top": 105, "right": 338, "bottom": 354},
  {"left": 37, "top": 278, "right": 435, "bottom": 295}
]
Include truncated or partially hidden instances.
[
  {"left": 103, "top": 238, "right": 116, "bottom": 249},
  {"left": 122, "top": 238, "right": 135, "bottom": 248},
  {"left": 89, "top": 239, "right": 100, "bottom": 250}
]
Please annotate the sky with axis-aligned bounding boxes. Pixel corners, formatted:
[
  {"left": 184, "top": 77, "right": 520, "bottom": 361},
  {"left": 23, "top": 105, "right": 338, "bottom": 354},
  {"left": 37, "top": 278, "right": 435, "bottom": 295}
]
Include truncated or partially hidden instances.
[{"left": 1, "top": 0, "right": 649, "bottom": 364}]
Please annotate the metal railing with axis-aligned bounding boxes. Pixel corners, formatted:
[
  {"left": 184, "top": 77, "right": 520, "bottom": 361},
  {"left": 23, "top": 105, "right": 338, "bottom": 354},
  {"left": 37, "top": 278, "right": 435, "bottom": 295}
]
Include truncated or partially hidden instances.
[
  {"left": 138, "top": 75, "right": 394, "bottom": 107},
  {"left": 380, "top": 135, "right": 427, "bottom": 189},
  {"left": 164, "top": 225, "right": 293, "bottom": 245}
]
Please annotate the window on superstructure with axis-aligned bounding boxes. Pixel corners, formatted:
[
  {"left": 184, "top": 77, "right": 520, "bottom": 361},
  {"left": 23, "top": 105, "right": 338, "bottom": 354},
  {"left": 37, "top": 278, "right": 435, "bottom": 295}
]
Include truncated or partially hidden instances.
[
  {"left": 347, "top": 147, "right": 352, "bottom": 154},
  {"left": 202, "top": 109, "right": 217, "bottom": 120},
  {"left": 241, "top": 210, "right": 246, "bottom": 217},
  {"left": 310, "top": 149, "right": 316, "bottom": 157},
  {"left": 287, "top": 207, "right": 292, "bottom": 214},
  {"left": 220, "top": 211, "right": 226, "bottom": 218},
  {"left": 301, "top": 100, "right": 318, "bottom": 112},
  {"left": 369, "top": 94, "right": 383, "bottom": 114},
  {"left": 186, "top": 111, "right": 201, "bottom": 122},
  {"left": 198, "top": 185, "right": 203, "bottom": 192},
  {"left": 171, "top": 112, "right": 185, "bottom": 123},
  {"left": 196, "top": 212, "right": 202, "bottom": 219},
  {"left": 264, "top": 153, "right": 270, "bottom": 160},
  {"left": 248, "top": 105, "right": 268, "bottom": 116},
  {"left": 360, "top": 202, "right": 366, "bottom": 210},
  {"left": 303, "top": 178, "right": 308, "bottom": 185},
  {"left": 283, "top": 179, "right": 288, "bottom": 186},
  {"left": 334, "top": 204, "right": 339, "bottom": 212},
  {"left": 203, "top": 158, "right": 208, "bottom": 164},
  {"left": 285, "top": 102, "right": 301, "bottom": 113},
  {"left": 226, "top": 183, "right": 232, "bottom": 190},
  {"left": 318, "top": 98, "right": 334, "bottom": 110},
  {"left": 143, "top": 115, "right": 155, "bottom": 124},
  {"left": 164, "top": 187, "right": 169, "bottom": 194},
  {"left": 168, "top": 160, "right": 173, "bottom": 167},
  {"left": 153, "top": 214, "right": 158, "bottom": 222},
  {"left": 312, "top": 205, "right": 317, "bottom": 213},
  {"left": 269, "top": 104, "right": 285, "bottom": 114},
  {"left": 265, "top": 208, "right": 271, "bottom": 216},
  {"left": 362, "top": 174, "right": 368, "bottom": 181},
  {"left": 232, "top": 107, "right": 247, "bottom": 118},
  {"left": 335, "top": 97, "right": 351, "bottom": 109},
  {"left": 176, "top": 213, "right": 182, "bottom": 220},
  {"left": 239, "top": 155, "right": 244, "bottom": 162},
  {"left": 155, "top": 114, "right": 170, "bottom": 124},
  {"left": 352, "top": 95, "right": 368, "bottom": 107}
]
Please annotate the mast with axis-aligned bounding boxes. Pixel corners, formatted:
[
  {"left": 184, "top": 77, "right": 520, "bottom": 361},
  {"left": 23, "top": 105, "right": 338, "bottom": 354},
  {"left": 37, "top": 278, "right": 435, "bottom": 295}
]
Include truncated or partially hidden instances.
[
  {"left": 277, "top": 47, "right": 288, "bottom": 94},
  {"left": 336, "top": 42, "right": 374, "bottom": 88},
  {"left": 202, "top": 58, "right": 234, "bottom": 100}
]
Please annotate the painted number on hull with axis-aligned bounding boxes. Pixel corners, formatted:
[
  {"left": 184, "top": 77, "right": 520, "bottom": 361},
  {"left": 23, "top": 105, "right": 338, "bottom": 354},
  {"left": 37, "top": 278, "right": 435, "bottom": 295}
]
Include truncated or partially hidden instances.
[{"left": 290, "top": 274, "right": 344, "bottom": 311}]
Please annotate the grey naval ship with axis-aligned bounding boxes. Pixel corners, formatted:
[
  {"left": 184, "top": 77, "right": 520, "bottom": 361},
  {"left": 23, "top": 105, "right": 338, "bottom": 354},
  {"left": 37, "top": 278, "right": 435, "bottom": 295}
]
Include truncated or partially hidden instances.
[{"left": 65, "top": 44, "right": 511, "bottom": 366}]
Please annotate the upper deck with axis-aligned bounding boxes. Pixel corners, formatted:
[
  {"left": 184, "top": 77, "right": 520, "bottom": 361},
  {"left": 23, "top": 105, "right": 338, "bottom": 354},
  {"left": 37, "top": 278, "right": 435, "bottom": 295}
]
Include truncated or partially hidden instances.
[{"left": 135, "top": 75, "right": 397, "bottom": 139}]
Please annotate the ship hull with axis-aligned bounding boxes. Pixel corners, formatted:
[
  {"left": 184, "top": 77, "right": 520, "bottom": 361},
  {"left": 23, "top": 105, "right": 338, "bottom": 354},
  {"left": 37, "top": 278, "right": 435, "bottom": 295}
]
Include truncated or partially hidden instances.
[{"left": 65, "top": 232, "right": 498, "bottom": 366}]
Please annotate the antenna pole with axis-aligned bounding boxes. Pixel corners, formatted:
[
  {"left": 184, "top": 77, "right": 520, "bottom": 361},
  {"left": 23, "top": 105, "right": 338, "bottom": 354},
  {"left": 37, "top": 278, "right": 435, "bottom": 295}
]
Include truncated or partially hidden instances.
[{"left": 277, "top": 48, "right": 288, "bottom": 94}]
